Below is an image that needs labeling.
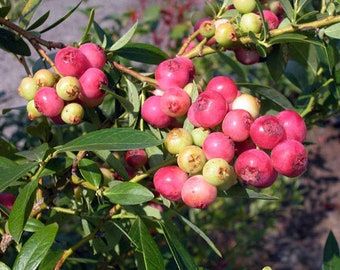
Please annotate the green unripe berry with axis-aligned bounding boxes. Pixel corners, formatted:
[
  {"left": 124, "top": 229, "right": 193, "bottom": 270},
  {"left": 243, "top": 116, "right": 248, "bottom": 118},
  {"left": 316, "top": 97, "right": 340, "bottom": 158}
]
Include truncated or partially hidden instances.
[
  {"left": 165, "top": 128, "right": 193, "bottom": 155},
  {"left": 61, "top": 103, "right": 84, "bottom": 125},
  {"left": 233, "top": 0, "right": 256, "bottom": 14},
  {"left": 18, "top": 77, "right": 39, "bottom": 100},
  {"left": 202, "top": 158, "right": 237, "bottom": 189},
  {"left": 191, "top": 127, "right": 211, "bottom": 147},
  {"left": 56, "top": 76, "right": 81, "bottom": 101},
  {"left": 177, "top": 145, "right": 207, "bottom": 174},
  {"left": 214, "top": 22, "right": 238, "bottom": 48},
  {"left": 33, "top": 69, "right": 57, "bottom": 87},
  {"left": 199, "top": 20, "right": 215, "bottom": 38},
  {"left": 26, "top": 100, "right": 42, "bottom": 120},
  {"left": 240, "top": 13, "right": 262, "bottom": 34}
]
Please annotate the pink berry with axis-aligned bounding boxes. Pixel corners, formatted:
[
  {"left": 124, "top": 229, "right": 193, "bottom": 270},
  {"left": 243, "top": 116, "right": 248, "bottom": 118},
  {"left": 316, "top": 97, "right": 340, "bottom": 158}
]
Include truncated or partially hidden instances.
[
  {"left": 125, "top": 149, "right": 148, "bottom": 169},
  {"left": 187, "top": 104, "right": 201, "bottom": 127},
  {"left": 276, "top": 110, "right": 307, "bottom": 143},
  {"left": 205, "top": 76, "right": 239, "bottom": 104},
  {"left": 153, "top": 166, "right": 188, "bottom": 201},
  {"left": 155, "top": 57, "right": 194, "bottom": 91},
  {"left": 141, "top": 95, "right": 173, "bottom": 128},
  {"left": 55, "top": 46, "right": 90, "bottom": 77},
  {"left": 234, "top": 47, "right": 260, "bottom": 65},
  {"left": 250, "top": 115, "right": 285, "bottom": 149},
  {"left": 181, "top": 175, "right": 217, "bottom": 208},
  {"left": 261, "top": 10, "right": 279, "bottom": 30},
  {"left": 0, "top": 192, "right": 16, "bottom": 211},
  {"left": 271, "top": 139, "right": 308, "bottom": 178},
  {"left": 77, "top": 93, "right": 105, "bottom": 107},
  {"left": 160, "top": 87, "right": 191, "bottom": 117},
  {"left": 79, "top": 67, "right": 108, "bottom": 99},
  {"left": 191, "top": 91, "right": 227, "bottom": 128},
  {"left": 202, "top": 132, "right": 235, "bottom": 162},
  {"left": 234, "top": 149, "right": 278, "bottom": 188},
  {"left": 234, "top": 138, "right": 256, "bottom": 156},
  {"left": 79, "top": 43, "right": 106, "bottom": 69},
  {"left": 34, "top": 87, "right": 64, "bottom": 117},
  {"left": 222, "top": 109, "right": 254, "bottom": 142}
]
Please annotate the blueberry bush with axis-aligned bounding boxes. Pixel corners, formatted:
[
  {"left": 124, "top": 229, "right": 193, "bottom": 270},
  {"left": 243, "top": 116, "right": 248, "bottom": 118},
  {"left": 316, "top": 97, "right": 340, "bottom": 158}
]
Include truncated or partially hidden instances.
[{"left": 0, "top": 0, "right": 339, "bottom": 269}]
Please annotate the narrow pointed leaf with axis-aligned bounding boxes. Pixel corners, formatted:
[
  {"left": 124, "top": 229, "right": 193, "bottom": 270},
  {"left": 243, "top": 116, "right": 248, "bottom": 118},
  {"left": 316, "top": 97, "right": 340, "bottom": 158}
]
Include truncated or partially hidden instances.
[
  {"left": 159, "top": 217, "right": 197, "bottom": 270},
  {"left": 0, "top": 28, "right": 31, "bottom": 56},
  {"left": 39, "top": 1, "right": 82, "bottom": 33},
  {"left": 323, "top": 231, "right": 340, "bottom": 270},
  {"left": 12, "top": 223, "right": 58, "bottom": 270},
  {"left": 19, "top": 0, "right": 43, "bottom": 28},
  {"left": 15, "top": 143, "right": 50, "bottom": 161},
  {"left": 115, "top": 43, "right": 169, "bottom": 65},
  {"left": 279, "top": 0, "right": 294, "bottom": 21},
  {"left": 26, "top": 11, "right": 50, "bottom": 31},
  {"left": 0, "top": 162, "right": 38, "bottom": 191},
  {"left": 223, "top": 185, "right": 279, "bottom": 200},
  {"left": 78, "top": 158, "right": 102, "bottom": 188},
  {"left": 8, "top": 180, "right": 38, "bottom": 243},
  {"left": 102, "top": 85, "right": 134, "bottom": 112},
  {"left": 0, "top": 5, "right": 11, "bottom": 17},
  {"left": 79, "top": 8, "right": 95, "bottom": 44},
  {"left": 129, "top": 218, "right": 164, "bottom": 270},
  {"left": 55, "top": 128, "right": 162, "bottom": 154},
  {"left": 109, "top": 21, "right": 138, "bottom": 51},
  {"left": 103, "top": 181, "right": 154, "bottom": 205}
]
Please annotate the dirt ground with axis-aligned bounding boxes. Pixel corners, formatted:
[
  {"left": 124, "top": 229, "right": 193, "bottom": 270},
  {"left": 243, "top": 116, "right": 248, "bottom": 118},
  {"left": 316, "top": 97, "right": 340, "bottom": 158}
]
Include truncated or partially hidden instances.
[{"left": 250, "top": 119, "right": 340, "bottom": 270}]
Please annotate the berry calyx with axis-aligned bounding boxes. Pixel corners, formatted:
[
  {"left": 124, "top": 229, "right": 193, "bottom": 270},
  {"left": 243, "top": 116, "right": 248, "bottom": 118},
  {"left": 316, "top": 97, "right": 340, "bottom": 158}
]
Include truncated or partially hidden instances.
[
  {"left": 160, "top": 87, "right": 191, "bottom": 117},
  {"left": 214, "top": 22, "right": 238, "bottom": 48},
  {"left": 56, "top": 76, "right": 81, "bottom": 101},
  {"left": 177, "top": 145, "right": 207, "bottom": 174},
  {"left": 202, "top": 158, "right": 237, "bottom": 188},
  {"left": 61, "top": 103, "right": 84, "bottom": 125}
]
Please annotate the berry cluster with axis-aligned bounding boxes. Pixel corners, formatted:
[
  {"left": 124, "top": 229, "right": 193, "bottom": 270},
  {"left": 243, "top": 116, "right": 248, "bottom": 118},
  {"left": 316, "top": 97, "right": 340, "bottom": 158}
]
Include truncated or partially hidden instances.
[
  {"left": 18, "top": 43, "right": 107, "bottom": 125},
  {"left": 146, "top": 56, "right": 308, "bottom": 209},
  {"left": 193, "top": 0, "right": 283, "bottom": 65}
]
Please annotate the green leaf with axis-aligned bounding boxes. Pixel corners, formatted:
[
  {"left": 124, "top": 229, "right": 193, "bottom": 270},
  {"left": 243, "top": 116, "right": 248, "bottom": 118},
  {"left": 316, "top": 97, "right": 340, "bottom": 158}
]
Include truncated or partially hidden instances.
[
  {"left": 15, "top": 143, "right": 50, "bottom": 162},
  {"left": 38, "top": 250, "right": 63, "bottom": 270},
  {"left": 55, "top": 128, "right": 162, "bottom": 154},
  {"left": 237, "top": 83, "right": 294, "bottom": 110},
  {"left": 129, "top": 218, "right": 164, "bottom": 270},
  {"left": 0, "top": 137, "right": 18, "bottom": 160},
  {"left": 26, "top": 11, "right": 50, "bottom": 31},
  {"left": 93, "top": 20, "right": 112, "bottom": 48},
  {"left": 266, "top": 44, "right": 288, "bottom": 81},
  {"left": 94, "top": 150, "right": 130, "bottom": 181},
  {"left": 0, "top": 156, "right": 18, "bottom": 170},
  {"left": 325, "top": 23, "right": 340, "bottom": 39},
  {"left": 0, "top": 5, "right": 11, "bottom": 17},
  {"left": 217, "top": 52, "right": 247, "bottom": 81},
  {"left": 103, "top": 181, "right": 154, "bottom": 205},
  {"left": 8, "top": 180, "right": 38, "bottom": 243},
  {"left": 0, "top": 28, "right": 31, "bottom": 56},
  {"left": 109, "top": 21, "right": 138, "bottom": 51},
  {"left": 24, "top": 218, "right": 45, "bottom": 233},
  {"left": 268, "top": 33, "right": 308, "bottom": 45},
  {"left": 19, "top": 0, "right": 43, "bottom": 28},
  {"left": 79, "top": 8, "right": 95, "bottom": 44},
  {"left": 223, "top": 184, "right": 279, "bottom": 200},
  {"left": 323, "top": 231, "right": 340, "bottom": 270},
  {"left": 158, "top": 217, "right": 197, "bottom": 270},
  {"left": 101, "top": 85, "right": 134, "bottom": 112},
  {"left": 289, "top": 42, "right": 319, "bottom": 76},
  {"left": 0, "top": 261, "right": 11, "bottom": 270},
  {"left": 177, "top": 212, "right": 222, "bottom": 258},
  {"left": 279, "top": 0, "right": 294, "bottom": 21},
  {"left": 78, "top": 158, "right": 102, "bottom": 188},
  {"left": 39, "top": 1, "right": 82, "bottom": 34},
  {"left": 12, "top": 223, "right": 58, "bottom": 270},
  {"left": 126, "top": 77, "right": 141, "bottom": 127},
  {"left": 39, "top": 156, "right": 73, "bottom": 177},
  {"left": 115, "top": 43, "right": 169, "bottom": 65},
  {"left": 0, "top": 162, "right": 38, "bottom": 191}
]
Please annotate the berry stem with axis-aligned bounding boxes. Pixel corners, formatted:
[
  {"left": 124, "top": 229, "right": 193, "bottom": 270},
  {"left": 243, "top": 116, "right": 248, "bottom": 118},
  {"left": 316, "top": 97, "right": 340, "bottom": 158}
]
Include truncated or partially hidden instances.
[{"left": 112, "top": 61, "right": 158, "bottom": 86}]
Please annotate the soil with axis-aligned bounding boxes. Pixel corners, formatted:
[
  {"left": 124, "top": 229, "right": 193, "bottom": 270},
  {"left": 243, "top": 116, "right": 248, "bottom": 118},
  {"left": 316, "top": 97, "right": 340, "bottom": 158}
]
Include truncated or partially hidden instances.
[{"left": 249, "top": 119, "right": 340, "bottom": 270}]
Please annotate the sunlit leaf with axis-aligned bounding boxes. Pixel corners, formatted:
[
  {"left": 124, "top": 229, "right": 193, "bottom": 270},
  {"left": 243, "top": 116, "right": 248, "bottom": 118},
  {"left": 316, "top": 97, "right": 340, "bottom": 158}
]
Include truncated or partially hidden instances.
[
  {"left": 19, "top": 0, "right": 43, "bottom": 28},
  {"left": 279, "top": 0, "right": 294, "bottom": 21},
  {"left": 325, "top": 23, "right": 340, "bottom": 39},
  {"left": 12, "top": 223, "right": 58, "bottom": 270},
  {"left": 26, "top": 11, "right": 49, "bottom": 31},
  {"left": 109, "top": 21, "right": 138, "bottom": 51},
  {"left": 79, "top": 8, "right": 95, "bottom": 44},
  {"left": 8, "top": 180, "right": 38, "bottom": 243},
  {"left": 55, "top": 128, "right": 162, "bottom": 154},
  {"left": 103, "top": 181, "right": 154, "bottom": 205}
]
